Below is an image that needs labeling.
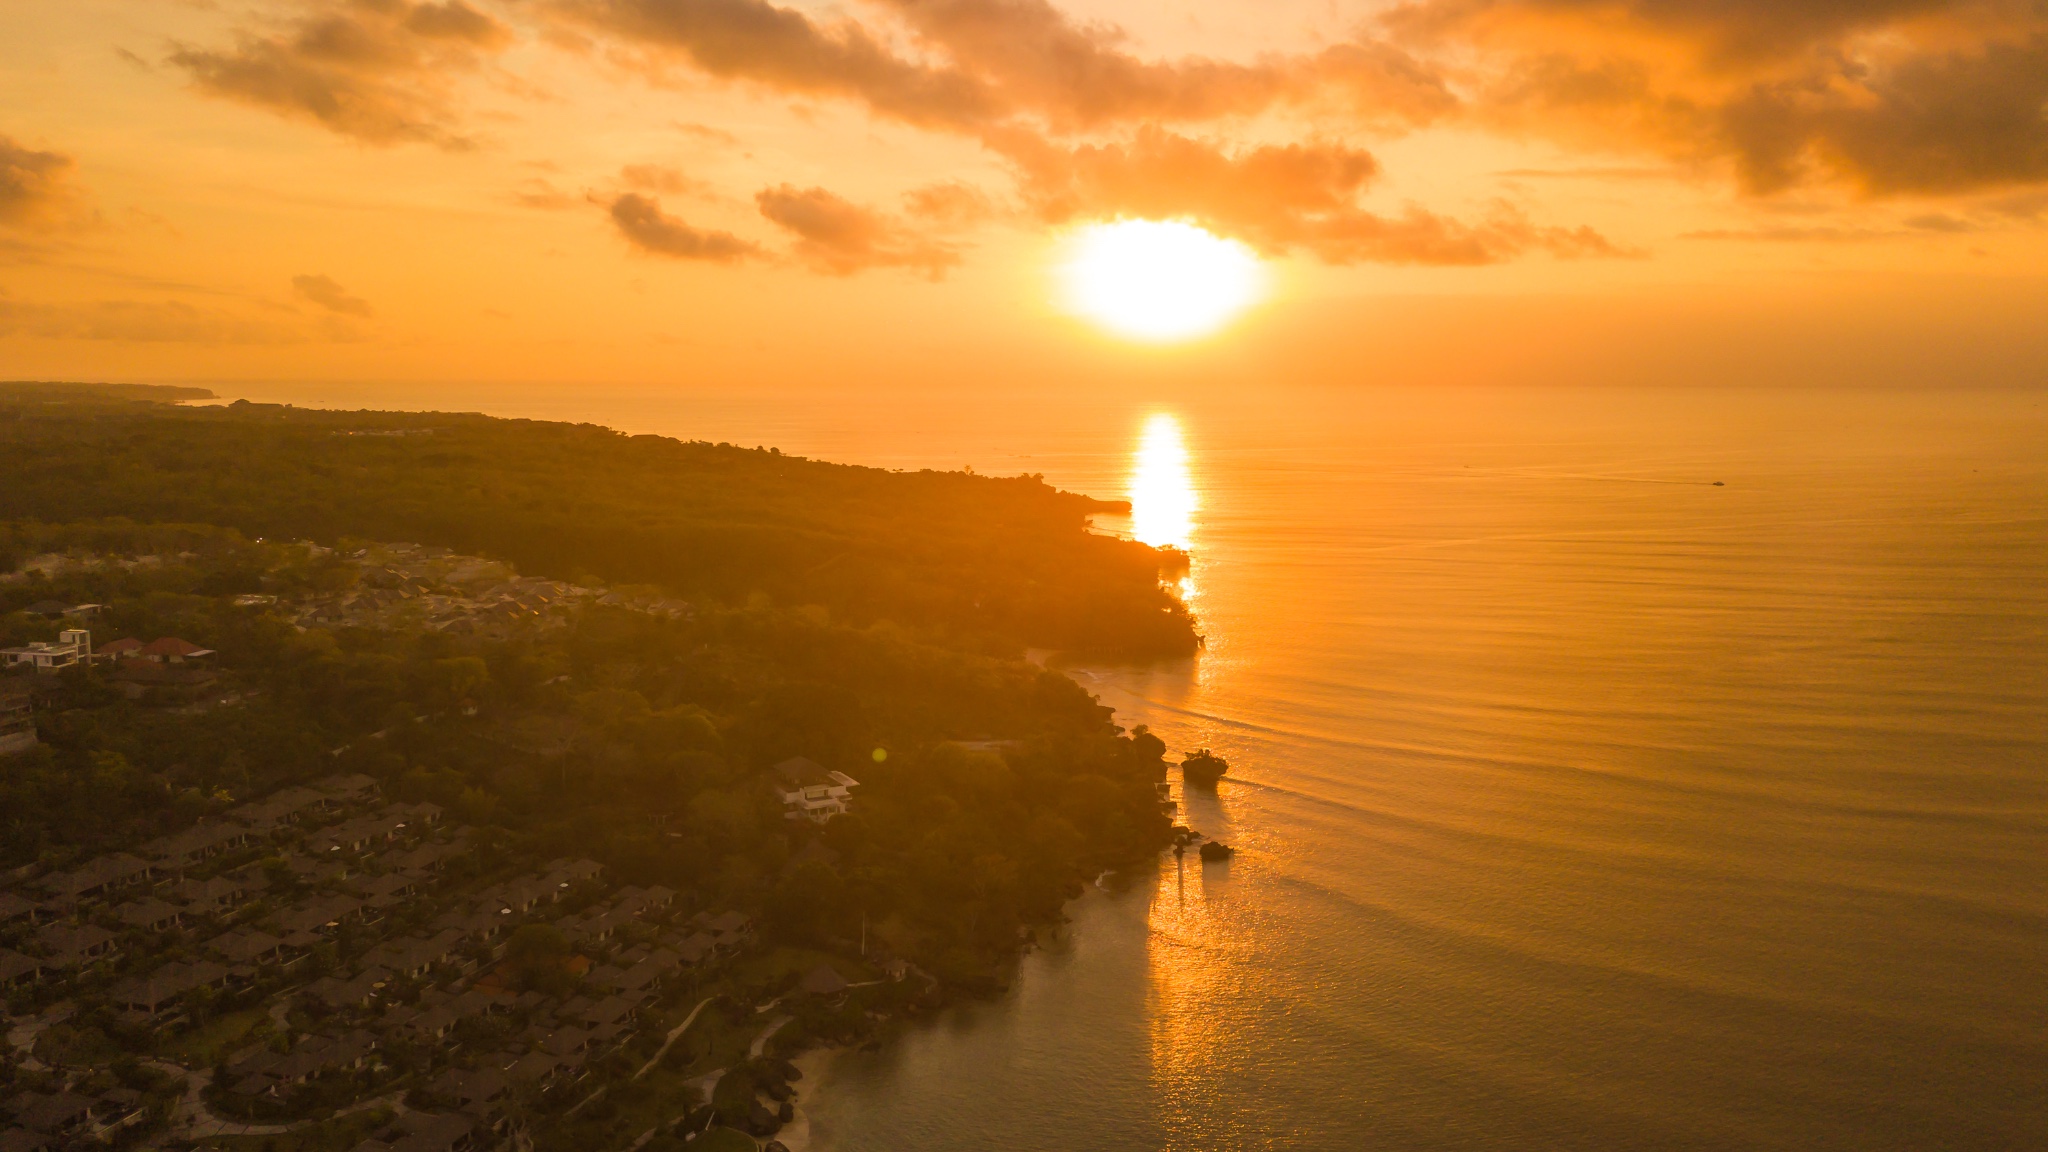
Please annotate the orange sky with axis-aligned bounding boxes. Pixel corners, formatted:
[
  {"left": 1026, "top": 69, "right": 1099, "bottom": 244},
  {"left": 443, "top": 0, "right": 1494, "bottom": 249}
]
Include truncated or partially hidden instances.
[{"left": 3, "top": 0, "right": 2047, "bottom": 392}]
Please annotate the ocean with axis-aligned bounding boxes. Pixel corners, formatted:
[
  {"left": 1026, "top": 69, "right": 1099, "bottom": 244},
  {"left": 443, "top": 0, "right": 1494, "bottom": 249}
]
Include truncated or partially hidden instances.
[{"left": 209, "top": 381, "right": 2048, "bottom": 1149}]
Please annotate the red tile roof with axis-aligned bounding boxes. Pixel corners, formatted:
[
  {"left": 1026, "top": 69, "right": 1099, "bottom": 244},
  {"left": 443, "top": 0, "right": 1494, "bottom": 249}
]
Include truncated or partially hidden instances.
[{"left": 140, "top": 637, "right": 213, "bottom": 658}]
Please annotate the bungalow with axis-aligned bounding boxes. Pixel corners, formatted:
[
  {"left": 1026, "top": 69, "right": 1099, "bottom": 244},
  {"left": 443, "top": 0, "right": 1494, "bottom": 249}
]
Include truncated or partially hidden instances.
[
  {"left": 235, "top": 785, "right": 333, "bottom": 826},
  {"left": 1, "top": 629, "right": 92, "bottom": 673},
  {"left": 695, "top": 910, "right": 754, "bottom": 952},
  {"left": 138, "top": 637, "right": 215, "bottom": 663},
  {"left": 108, "top": 960, "right": 230, "bottom": 1016},
  {"left": 319, "top": 773, "right": 380, "bottom": 803},
  {"left": 141, "top": 822, "right": 250, "bottom": 867},
  {"left": 0, "top": 890, "right": 40, "bottom": 923},
  {"left": 93, "top": 638, "right": 144, "bottom": 661},
  {"left": 387, "top": 1112, "right": 480, "bottom": 1152},
  {"left": 164, "top": 874, "right": 256, "bottom": 913},
  {"left": 0, "top": 948, "right": 42, "bottom": 986},
  {"left": 103, "top": 660, "right": 220, "bottom": 701},
  {"left": 303, "top": 965, "right": 393, "bottom": 1012},
  {"left": 430, "top": 1068, "right": 508, "bottom": 1126},
  {"left": 112, "top": 898, "right": 183, "bottom": 933},
  {"left": 363, "top": 928, "right": 466, "bottom": 980},
  {"left": 389, "top": 840, "right": 459, "bottom": 877},
  {"left": 10, "top": 1093, "right": 93, "bottom": 1136},
  {"left": 798, "top": 963, "right": 850, "bottom": 999},
  {"left": 674, "top": 932, "right": 717, "bottom": 967},
  {"left": 206, "top": 929, "right": 285, "bottom": 966},
  {"left": 277, "top": 895, "right": 364, "bottom": 935},
  {"left": 773, "top": 757, "right": 860, "bottom": 823},
  {"left": 40, "top": 853, "right": 152, "bottom": 907},
  {"left": 34, "top": 922, "right": 117, "bottom": 967},
  {"left": 355, "top": 872, "right": 417, "bottom": 909}
]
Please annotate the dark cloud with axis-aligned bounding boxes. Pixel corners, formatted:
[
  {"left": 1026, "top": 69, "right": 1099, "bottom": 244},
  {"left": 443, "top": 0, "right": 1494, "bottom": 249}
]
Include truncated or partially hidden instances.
[
  {"left": 0, "top": 136, "right": 80, "bottom": 230},
  {"left": 992, "top": 126, "right": 1627, "bottom": 264},
  {"left": 869, "top": 0, "right": 1454, "bottom": 129},
  {"left": 755, "top": 185, "right": 959, "bottom": 276},
  {"left": 293, "top": 273, "right": 374, "bottom": 316},
  {"left": 546, "top": 0, "right": 1616, "bottom": 265},
  {"left": 550, "top": 0, "right": 1452, "bottom": 131},
  {"left": 1395, "top": 1, "right": 2048, "bottom": 195},
  {"left": 169, "top": 0, "right": 513, "bottom": 148},
  {"left": 607, "top": 192, "right": 760, "bottom": 260},
  {"left": 553, "top": 0, "right": 1000, "bottom": 129}
]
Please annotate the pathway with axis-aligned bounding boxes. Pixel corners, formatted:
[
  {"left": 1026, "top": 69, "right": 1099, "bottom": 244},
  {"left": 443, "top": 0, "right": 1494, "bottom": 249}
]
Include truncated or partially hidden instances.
[
  {"left": 633, "top": 997, "right": 715, "bottom": 1082},
  {"left": 7, "top": 1002, "right": 73, "bottom": 1069},
  {"left": 749, "top": 1016, "right": 792, "bottom": 1059},
  {"left": 148, "top": 1059, "right": 408, "bottom": 1139}
]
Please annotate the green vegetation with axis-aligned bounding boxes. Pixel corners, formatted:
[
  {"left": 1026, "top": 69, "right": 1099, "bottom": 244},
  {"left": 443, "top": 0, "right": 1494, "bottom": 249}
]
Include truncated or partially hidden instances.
[
  {"left": 0, "top": 384, "right": 1196, "bottom": 659},
  {"left": 0, "top": 384, "right": 1188, "bottom": 1152}
]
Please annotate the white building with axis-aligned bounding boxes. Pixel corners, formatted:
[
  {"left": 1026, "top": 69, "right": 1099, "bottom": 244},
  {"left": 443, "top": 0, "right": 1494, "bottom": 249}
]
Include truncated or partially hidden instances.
[
  {"left": 774, "top": 756, "right": 860, "bottom": 823},
  {"left": 1, "top": 629, "right": 91, "bottom": 673}
]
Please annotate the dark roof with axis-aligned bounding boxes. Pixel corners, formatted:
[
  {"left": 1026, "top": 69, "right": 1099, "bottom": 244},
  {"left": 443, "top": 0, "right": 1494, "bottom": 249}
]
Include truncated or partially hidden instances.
[
  {"left": 774, "top": 756, "right": 830, "bottom": 784},
  {"left": 799, "top": 963, "right": 850, "bottom": 997},
  {"left": 140, "top": 637, "right": 213, "bottom": 658}
]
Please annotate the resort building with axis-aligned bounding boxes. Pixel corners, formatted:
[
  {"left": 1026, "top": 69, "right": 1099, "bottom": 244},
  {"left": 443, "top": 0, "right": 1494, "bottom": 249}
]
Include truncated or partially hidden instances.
[
  {"left": 773, "top": 756, "right": 860, "bottom": 823},
  {"left": 1, "top": 629, "right": 92, "bottom": 673}
]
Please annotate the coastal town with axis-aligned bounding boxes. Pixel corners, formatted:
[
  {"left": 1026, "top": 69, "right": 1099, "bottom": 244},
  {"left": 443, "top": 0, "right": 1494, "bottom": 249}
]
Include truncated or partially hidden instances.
[{"left": 0, "top": 541, "right": 938, "bottom": 1152}]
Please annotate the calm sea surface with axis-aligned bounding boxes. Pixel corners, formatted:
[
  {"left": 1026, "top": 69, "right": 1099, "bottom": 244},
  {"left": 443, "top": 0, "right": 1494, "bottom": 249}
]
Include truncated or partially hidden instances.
[{"left": 218, "top": 382, "right": 2048, "bottom": 1149}]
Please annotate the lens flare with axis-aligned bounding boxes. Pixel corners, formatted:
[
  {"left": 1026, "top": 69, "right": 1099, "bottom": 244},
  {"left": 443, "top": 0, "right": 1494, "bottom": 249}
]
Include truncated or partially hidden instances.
[
  {"left": 1061, "top": 220, "right": 1263, "bottom": 342},
  {"left": 1131, "top": 413, "right": 1196, "bottom": 549}
]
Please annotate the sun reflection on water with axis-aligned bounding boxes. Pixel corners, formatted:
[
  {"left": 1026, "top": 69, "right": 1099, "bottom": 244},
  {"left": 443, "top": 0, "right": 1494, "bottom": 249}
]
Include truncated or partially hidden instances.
[{"left": 1130, "top": 413, "right": 1197, "bottom": 549}]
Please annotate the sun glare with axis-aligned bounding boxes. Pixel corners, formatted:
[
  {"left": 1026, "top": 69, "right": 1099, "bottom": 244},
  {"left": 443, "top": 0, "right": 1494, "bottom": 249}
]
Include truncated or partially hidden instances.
[
  {"left": 1130, "top": 413, "right": 1196, "bottom": 549},
  {"left": 1061, "top": 220, "right": 1264, "bottom": 342}
]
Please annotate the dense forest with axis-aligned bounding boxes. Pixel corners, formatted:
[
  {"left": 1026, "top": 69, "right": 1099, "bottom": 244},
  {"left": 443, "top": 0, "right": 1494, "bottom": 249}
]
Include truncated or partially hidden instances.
[
  {"left": 0, "top": 384, "right": 1196, "bottom": 1150},
  {"left": 0, "top": 384, "right": 1196, "bottom": 660},
  {"left": 3, "top": 538, "right": 1171, "bottom": 984}
]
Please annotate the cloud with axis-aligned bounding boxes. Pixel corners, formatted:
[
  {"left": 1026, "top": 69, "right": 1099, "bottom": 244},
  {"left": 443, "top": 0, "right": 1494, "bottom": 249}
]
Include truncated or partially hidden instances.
[
  {"left": 607, "top": 192, "right": 760, "bottom": 260},
  {"left": 0, "top": 292, "right": 316, "bottom": 343},
  {"left": 546, "top": 0, "right": 1619, "bottom": 265},
  {"left": 552, "top": 0, "right": 1001, "bottom": 129},
  {"left": 0, "top": 135, "right": 83, "bottom": 230},
  {"left": 1390, "top": 1, "right": 2048, "bottom": 196},
  {"left": 1680, "top": 226, "right": 1895, "bottom": 242},
  {"left": 621, "top": 164, "right": 711, "bottom": 196},
  {"left": 866, "top": 0, "right": 1454, "bottom": 129},
  {"left": 548, "top": 0, "right": 1452, "bottom": 132},
  {"left": 903, "top": 180, "right": 997, "bottom": 225},
  {"left": 293, "top": 273, "right": 374, "bottom": 316},
  {"left": 993, "top": 126, "right": 1628, "bottom": 264},
  {"left": 755, "top": 185, "right": 960, "bottom": 276},
  {"left": 168, "top": 0, "right": 514, "bottom": 148}
]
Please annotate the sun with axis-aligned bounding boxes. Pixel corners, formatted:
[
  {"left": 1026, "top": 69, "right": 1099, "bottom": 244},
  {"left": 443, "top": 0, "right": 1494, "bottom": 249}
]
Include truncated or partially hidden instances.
[{"left": 1059, "top": 220, "right": 1265, "bottom": 342}]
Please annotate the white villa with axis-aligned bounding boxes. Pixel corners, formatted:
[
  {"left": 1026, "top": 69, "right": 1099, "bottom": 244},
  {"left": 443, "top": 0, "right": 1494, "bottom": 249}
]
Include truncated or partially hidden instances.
[
  {"left": 773, "top": 756, "right": 860, "bottom": 823},
  {"left": 1, "top": 629, "right": 92, "bottom": 673}
]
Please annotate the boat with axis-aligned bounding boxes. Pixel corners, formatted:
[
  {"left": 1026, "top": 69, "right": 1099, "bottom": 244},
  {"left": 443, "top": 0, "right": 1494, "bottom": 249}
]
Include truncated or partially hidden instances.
[{"left": 1181, "top": 749, "right": 1228, "bottom": 787}]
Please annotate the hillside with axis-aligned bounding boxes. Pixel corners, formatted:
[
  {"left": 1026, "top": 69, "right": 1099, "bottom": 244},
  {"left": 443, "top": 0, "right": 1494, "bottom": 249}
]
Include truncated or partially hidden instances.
[{"left": 0, "top": 385, "right": 1195, "bottom": 659}]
